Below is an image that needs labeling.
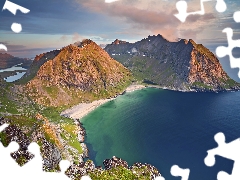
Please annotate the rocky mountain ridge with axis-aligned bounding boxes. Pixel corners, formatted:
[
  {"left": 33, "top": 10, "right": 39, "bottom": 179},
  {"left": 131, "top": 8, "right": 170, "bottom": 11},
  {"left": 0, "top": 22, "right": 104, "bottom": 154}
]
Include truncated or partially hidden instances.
[
  {"left": 19, "top": 49, "right": 61, "bottom": 83},
  {"left": 18, "top": 39, "right": 132, "bottom": 106},
  {"left": 105, "top": 35, "right": 240, "bottom": 92}
]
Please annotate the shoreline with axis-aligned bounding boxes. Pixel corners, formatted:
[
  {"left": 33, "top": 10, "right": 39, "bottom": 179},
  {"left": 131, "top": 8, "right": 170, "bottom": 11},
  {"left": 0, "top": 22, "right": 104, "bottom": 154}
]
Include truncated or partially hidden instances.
[
  {"left": 58, "top": 83, "right": 238, "bottom": 177},
  {"left": 60, "top": 84, "right": 199, "bottom": 121},
  {"left": 60, "top": 84, "right": 146, "bottom": 120},
  {"left": 60, "top": 84, "right": 146, "bottom": 166}
]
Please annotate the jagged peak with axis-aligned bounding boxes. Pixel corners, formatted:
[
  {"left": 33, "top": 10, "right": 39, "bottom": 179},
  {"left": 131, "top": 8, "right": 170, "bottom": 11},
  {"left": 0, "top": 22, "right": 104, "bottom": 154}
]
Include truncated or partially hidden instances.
[
  {"left": 178, "top": 39, "right": 191, "bottom": 45},
  {"left": 189, "top": 39, "right": 197, "bottom": 46},
  {"left": 111, "top": 39, "right": 128, "bottom": 45},
  {"left": 141, "top": 34, "right": 169, "bottom": 43},
  {"left": 67, "top": 39, "right": 100, "bottom": 50},
  {"left": 32, "top": 39, "right": 107, "bottom": 65}
]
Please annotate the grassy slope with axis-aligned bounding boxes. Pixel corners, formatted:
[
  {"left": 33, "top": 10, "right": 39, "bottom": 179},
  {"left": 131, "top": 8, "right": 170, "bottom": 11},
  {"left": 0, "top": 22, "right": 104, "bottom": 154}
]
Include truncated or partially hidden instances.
[
  {"left": 0, "top": 77, "right": 83, "bottom": 166},
  {"left": 0, "top": 42, "right": 133, "bottom": 171}
]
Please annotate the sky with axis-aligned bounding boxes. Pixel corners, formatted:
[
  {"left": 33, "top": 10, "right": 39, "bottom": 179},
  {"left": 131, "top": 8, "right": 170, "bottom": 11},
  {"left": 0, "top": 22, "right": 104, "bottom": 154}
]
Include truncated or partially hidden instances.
[{"left": 0, "top": 0, "right": 239, "bottom": 61}]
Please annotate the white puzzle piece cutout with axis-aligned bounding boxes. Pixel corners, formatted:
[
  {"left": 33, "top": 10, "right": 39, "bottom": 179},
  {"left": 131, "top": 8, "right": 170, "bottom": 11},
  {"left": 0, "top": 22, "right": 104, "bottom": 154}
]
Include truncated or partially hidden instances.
[
  {"left": 0, "top": 123, "right": 8, "bottom": 132},
  {"left": 1, "top": 0, "right": 31, "bottom": 51},
  {"left": 171, "top": 165, "right": 190, "bottom": 180},
  {"left": 0, "top": 124, "right": 93, "bottom": 180},
  {"left": 0, "top": 123, "right": 73, "bottom": 180},
  {"left": 0, "top": 44, "right": 7, "bottom": 51},
  {"left": 233, "top": 11, "right": 240, "bottom": 23},
  {"left": 154, "top": 176, "right": 165, "bottom": 180},
  {"left": 0, "top": 141, "right": 72, "bottom": 180},
  {"left": 175, "top": 0, "right": 227, "bottom": 22},
  {"left": 216, "top": 26, "right": 240, "bottom": 78},
  {"left": 81, "top": 176, "right": 92, "bottom": 180},
  {"left": 204, "top": 132, "right": 240, "bottom": 180},
  {"left": 2, "top": 0, "right": 30, "bottom": 15},
  {"left": 2, "top": 0, "right": 30, "bottom": 33}
]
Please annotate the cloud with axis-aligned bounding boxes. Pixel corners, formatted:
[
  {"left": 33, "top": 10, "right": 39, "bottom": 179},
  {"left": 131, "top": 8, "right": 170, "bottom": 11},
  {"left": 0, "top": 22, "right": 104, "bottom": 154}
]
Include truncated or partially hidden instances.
[
  {"left": 2, "top": 0, "right": 239, "bottom": 58},
  {"left": 60, "top": 35, "right": 69, "bottom": 41},
  {"left": 75, "top": 0, "right": 219, "bottom": 42},
  {"left": 72, "top": 33, "right": 85, "bottom": 42},
  {"left": 0, "top": 41, "right": 55, "bottom": 58}
]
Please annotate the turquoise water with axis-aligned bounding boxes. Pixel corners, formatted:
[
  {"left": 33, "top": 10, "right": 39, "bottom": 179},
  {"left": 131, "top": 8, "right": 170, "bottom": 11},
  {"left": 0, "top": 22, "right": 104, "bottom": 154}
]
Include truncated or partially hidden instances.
[{"left": 81, "top": 88, "right": 240, "bottom": 180}]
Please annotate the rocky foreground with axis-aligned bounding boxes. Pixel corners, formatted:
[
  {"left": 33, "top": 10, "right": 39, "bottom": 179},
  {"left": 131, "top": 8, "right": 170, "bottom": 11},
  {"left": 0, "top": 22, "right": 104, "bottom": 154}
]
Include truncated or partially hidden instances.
[
  {"left": 66, "top": 156, "right": 163, "bottom": 180},
  {"left": 0, "top": 116, "right": 88, "bottom": 170},
  {"left": 0, "top": 116, "right": 163, "bottom": 180}
]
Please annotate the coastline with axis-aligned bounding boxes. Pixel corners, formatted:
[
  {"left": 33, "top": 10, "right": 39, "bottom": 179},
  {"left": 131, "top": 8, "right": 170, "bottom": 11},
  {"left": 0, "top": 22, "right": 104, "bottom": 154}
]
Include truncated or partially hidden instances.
[
  {"left": 60, "top": 83, "right": 198, "bottom": 121},
  {"left": 59, "top": 83, "right": 232, "bottom": 167},
  {"left": 60, "top": 84, "right": 146, "bottom": 120}
]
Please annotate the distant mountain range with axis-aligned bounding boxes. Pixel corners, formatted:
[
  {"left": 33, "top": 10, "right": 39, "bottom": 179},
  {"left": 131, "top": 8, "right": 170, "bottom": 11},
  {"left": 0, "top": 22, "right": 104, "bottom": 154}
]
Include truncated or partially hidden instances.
[
  {"left": 105, "top": 35, "right": 240, "bottom": 92},
  {"left": 0, "top": 53, "right": 32, "bottom": 70}
]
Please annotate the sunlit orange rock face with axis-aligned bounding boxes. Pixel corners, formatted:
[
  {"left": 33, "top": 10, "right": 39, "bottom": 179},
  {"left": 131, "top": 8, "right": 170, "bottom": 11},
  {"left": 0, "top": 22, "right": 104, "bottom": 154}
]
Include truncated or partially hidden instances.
[{"left": 21, "top": 39, "right": 132, "bottom": 106}]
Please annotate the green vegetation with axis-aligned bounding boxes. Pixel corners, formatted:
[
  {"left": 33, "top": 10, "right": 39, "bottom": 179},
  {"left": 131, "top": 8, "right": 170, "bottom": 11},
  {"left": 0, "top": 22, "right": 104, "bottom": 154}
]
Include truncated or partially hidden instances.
[
  {"left": 0, "top": 131, "right": 8, "bottom": 147},
  {"left": 192, "top": 82, "right": 213, "bottom": 90},
  {"left": 41, "top": 106, "right": 74, "bottom": 124},
  {"left": 89, "top": 166, "right": 137, "bottom": 180},
  {"left": 219, "top": 78, "right": 238, "bottom": 89},
  {"left": 15, "top": 154, "right": 29, "bottom": 167},
  {"left": 42, "top": 85, "right": 59, "bottom": 99},
  {"left": 88, "top": 165, "right": 158, "bottom": 180},
  {"left": 0, "top": 83, "right": 19, "bottom": 114},
  {"left": 61, "top": 124, "right": 83, "bottom": 154},
  {"left": 225, "top": 78, "right": 237, "bottom": 86}
]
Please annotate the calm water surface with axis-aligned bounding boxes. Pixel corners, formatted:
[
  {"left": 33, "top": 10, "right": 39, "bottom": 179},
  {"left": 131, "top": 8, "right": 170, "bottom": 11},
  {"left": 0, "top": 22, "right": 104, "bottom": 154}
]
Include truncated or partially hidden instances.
[
  {"left": 4, "top": 72, "right": 26, "bottom": 82},
  {"left": 0, "top": 64, "right": 26, "bottom": 72},
  {"left": 81, "top": 88, "right": 240, "bottom": 180}
]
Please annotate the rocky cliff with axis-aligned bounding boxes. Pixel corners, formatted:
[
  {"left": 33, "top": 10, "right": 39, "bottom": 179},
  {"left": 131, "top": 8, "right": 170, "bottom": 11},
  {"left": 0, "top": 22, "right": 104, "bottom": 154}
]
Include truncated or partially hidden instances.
[
  {"left": 105, "top": 35, "right": 240, "bottom": 92},
  {"left": 20, "top": 39, "right": 132, "bottom": 106}
]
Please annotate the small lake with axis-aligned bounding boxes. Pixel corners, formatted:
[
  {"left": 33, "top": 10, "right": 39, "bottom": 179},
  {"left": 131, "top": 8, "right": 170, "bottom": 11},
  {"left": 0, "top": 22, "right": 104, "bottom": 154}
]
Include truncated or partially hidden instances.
[
  {"left": 4, "top": 72, "right": 26, "bottom": 82},
  {"left": 0, "top": 64, "right": 27, "bottom": 82}
]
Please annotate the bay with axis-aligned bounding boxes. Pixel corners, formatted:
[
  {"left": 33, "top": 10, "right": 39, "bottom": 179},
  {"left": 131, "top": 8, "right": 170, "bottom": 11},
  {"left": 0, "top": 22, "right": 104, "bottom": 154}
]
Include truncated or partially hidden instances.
[{"left": 82, "top": 88, "right": 240, "bottom": 180}]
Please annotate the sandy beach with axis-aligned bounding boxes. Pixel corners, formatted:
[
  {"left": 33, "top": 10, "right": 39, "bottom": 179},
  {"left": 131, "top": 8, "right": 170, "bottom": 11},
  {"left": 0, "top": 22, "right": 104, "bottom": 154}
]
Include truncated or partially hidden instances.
[
  {"left": 61, "top": 84, "right": 146, "bottom": 120},
  {"left": 125, "top": 84, "right": 146, "bottom": 93}
]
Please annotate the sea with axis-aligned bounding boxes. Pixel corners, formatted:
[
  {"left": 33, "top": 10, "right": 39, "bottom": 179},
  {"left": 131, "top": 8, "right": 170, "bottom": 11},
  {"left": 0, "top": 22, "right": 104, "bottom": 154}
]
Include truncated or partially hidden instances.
[{"left": 81, "top": 87, "right": 240, "bottom": 180}]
